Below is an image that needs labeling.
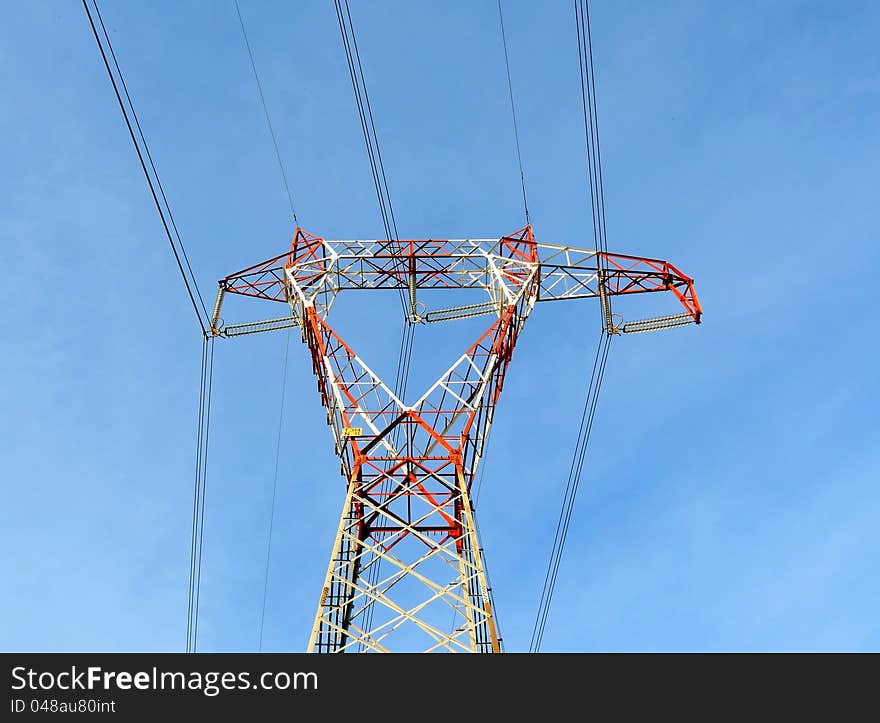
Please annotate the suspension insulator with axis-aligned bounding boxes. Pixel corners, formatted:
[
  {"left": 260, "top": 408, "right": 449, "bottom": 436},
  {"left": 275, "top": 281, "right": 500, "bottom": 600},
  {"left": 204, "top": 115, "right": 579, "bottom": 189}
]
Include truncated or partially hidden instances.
[
  {"left": 424, "top": 301, "right": 499, "bottom": 324},
  {"left": 221, "top": 315, "right": 299, "bottom": 337},
  {"left": 622, "top": 313, "right": 695, "bottom": 335}
]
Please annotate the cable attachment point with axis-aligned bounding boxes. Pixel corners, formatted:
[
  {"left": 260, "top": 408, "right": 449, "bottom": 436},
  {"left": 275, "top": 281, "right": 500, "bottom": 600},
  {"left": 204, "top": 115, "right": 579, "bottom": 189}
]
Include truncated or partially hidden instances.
[
  {"left": 604, "top": 312, "right": 623, "bottom": 336},
  {"left": 406, "top": 300, "right": 428, "bottom": 324},
  {"left": 208, "top": 318, "right": 225, "bottom": 339}
]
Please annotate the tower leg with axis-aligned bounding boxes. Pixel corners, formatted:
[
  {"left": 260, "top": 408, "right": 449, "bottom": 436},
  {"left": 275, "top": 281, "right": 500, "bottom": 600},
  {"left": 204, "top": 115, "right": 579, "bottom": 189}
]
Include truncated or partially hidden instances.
[
  {"left": 307, "top": 473, "right": 365, "bottom": 653},
  {"left": 307, "top": 460, "right": 500, "bottom": 653}
]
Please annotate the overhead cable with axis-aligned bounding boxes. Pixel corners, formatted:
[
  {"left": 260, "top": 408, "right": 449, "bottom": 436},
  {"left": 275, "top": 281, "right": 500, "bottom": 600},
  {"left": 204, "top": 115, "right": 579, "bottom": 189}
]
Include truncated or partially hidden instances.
[
  {"left": 530, "top": 0, "right": 614, "bottom": 651},
  {"left": 186, "top": 335, "right": 215, "bottom": 652},
  {"left": 258, "top": 331, "right": 291, "bottom": 651},
  {"left": 530, "top": 331, "right": 610, "bottom": 651},
  {"left": 233, "top": 0, "right": 299, "bottom": 223},
  {"left": 82, "top": 0, "right": 209, "bottom": 333},
  {"left": 497, "top": 0, "right": 531, "bottom": 226}
]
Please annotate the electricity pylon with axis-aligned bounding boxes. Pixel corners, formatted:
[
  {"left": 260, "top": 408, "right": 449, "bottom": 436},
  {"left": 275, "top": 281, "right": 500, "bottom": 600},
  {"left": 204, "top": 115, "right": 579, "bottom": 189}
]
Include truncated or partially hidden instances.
[{"left": 210, "top": 225, "right": 701, "bottom": 652}]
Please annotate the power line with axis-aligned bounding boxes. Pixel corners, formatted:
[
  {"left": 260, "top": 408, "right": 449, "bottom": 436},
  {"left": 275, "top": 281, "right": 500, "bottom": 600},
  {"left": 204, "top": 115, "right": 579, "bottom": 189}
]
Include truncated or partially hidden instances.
[
  {"left": 530, "top": 331, "right": 610, "bottom": 651},
  {"left": 497, "top": 0, "right": 530, "bottom": 226},
  {"left": 575, "top": 0, "right": 609, "bottom": 258},
  {"left": 82, "top": 0, "right": 209, "bottom": 333},
  {"left": 192, "top": 337, "right": 214, "bottom": 652},
  {"left": 583, "top": 0, "right": 609, "bottom": 257},
  {"left": 333, "top": 0, "right": 409, "bottom": 311},
  {"left": 192, "top": 338, "right": 214, "bottom": 652},
  {"left": 82, "top": 0, "right": 216, "bottom": 653},
  {"left": 187, "top": 335, "right": 215, "bottom": 652},
  {"left": 233, "top": 0, "right": 299, "bottom": 223},
  {"left": 530, "top": 0, "right": 614, "bottom": 652},
  {"left": 185, "top": 338, "right": 208, "bottom": 651},
  {"left": 341, "top": 0, "right": 400, "bottom": 241},
  {"left": 258, "top": 330, "right": 291, "bottom": 651}
]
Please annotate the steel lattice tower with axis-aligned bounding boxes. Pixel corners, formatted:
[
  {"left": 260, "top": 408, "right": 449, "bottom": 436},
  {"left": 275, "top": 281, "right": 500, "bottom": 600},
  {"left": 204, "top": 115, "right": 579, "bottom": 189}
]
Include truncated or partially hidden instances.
[{"left": 210, "top": 225, "right": 701, "bottom": 652}]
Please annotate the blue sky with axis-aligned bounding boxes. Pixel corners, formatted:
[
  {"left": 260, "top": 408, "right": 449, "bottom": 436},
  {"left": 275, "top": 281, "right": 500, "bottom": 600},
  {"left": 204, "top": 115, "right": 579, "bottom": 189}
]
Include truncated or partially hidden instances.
[{"left": 2, "top": 0, "right": 879, "bottom": 652}]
